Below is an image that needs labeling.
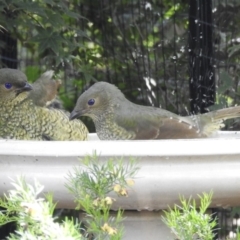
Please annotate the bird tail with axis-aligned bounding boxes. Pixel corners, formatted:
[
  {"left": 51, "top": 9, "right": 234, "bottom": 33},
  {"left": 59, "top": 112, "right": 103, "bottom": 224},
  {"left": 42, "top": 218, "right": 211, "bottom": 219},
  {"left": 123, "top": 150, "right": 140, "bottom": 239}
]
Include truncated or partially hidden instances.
[{"left": 199, "top": 106, "right": 240, "bottom": 136}]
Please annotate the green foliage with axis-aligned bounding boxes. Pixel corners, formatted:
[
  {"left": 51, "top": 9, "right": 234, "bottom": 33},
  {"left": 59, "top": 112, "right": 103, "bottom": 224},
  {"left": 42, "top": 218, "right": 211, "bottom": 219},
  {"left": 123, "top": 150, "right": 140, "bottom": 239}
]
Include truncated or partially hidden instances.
[
  {"left": 24, "top": 66, "right": 42, "bottom": 82},
  {"left": 0, "top": 0, "right": 90, "bottom": 65},
  {"left": 162, "top": 192, "right": 217, "bottom": 240},
  {"left": 0, "top": 154, "right": 138, "bottom": 239},
  {"left": 0, "top": 0, "right": 95, "bottom": 109},
  {"left": 66, "top": 152, "right": 139, "bottom": 239},
  {"left": 0, "top": 0, "right": 191, "bottom": 112},
  {"left": 212, "top": 2, "right": 240, "bottom": 110},
  {"left": 2, "top": 0, "right": 240, "bottom": 118},
  {"left": 226, "top": 207, "right": 240, "bottom": 240},
  {"left": 0, "top": 177, "right": 83, "bottom": 240},
  {"left": 225, "top": 228, "right": 240, "bottom": 240}
]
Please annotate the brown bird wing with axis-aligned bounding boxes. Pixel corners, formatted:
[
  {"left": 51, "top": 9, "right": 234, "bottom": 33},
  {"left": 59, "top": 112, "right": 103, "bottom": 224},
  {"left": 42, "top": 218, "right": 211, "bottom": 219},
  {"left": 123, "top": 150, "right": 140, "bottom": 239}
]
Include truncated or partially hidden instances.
[
  {"left": 114, "top": 105, "right": 203, "bottom": 139},
  {"left": 28, "top": 71, "right": 61, "bottom": 107}
]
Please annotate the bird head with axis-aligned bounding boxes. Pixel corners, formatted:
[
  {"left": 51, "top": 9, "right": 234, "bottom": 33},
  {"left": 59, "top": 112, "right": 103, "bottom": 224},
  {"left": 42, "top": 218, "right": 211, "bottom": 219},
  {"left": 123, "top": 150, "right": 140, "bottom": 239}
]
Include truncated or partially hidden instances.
[
  {"left": 29, "top": 70, "right": 62, "bottom": 107},
  {"left": 0, "top": 68, "right": 33, "bottom": 101},
  {"left": 70, "top": 81, "right": 124, "bottom": 121}
]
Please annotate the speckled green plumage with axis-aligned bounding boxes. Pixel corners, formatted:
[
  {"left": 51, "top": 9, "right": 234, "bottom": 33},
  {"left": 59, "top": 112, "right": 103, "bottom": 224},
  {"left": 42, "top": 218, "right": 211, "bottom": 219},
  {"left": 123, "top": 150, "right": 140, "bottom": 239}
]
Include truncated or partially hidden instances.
[{"left": 0, "top": 68, "right": 88, "bottom": 140}]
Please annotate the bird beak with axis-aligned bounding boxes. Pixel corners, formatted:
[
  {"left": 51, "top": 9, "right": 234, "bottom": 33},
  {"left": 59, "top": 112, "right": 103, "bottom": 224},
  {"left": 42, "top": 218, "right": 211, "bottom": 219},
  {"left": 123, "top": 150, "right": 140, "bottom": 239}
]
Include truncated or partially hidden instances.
[
  {"left": 16, "top": 82, "right": 33, "bottom": 95},
  {"left": 69, "top": 110, "right": 81, "bottom": 120}
]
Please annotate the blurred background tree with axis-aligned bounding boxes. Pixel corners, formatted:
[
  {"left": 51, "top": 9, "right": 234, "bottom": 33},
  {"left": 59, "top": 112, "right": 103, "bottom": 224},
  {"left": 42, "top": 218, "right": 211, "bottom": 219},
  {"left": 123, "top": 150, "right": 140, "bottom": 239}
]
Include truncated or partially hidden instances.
[
  {"left": 0, "top": 0, "right": 190, "bottom": 114},
  {"left": 0, "top": 0, "right": 240, "bottom": 125}
]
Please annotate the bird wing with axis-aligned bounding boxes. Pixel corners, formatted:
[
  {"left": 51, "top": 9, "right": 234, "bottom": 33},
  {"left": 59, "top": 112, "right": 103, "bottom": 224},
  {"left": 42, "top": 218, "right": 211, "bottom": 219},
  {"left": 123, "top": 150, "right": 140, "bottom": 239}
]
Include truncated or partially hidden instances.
[
  {"left": 114, "top": 105, "right": 203, "bottom": 139},
  {"left": 36, "top": 107, "right": 89, "bottom": 141},
  {"left": 28, "top": 71, "right": 61, "bottom": 107}
]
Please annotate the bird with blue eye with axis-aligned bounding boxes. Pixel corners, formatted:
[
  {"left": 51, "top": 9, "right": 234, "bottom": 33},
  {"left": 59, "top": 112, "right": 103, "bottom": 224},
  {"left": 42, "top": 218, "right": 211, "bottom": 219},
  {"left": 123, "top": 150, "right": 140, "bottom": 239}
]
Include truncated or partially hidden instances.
[
  {"left": 88, "top": 99, "right": 95, "bottom": 105},
  {"left": 0, "top": 68, "right": 88, "bottom": 140},
  {"left": 70, "top": 81, "right": 240, "bottom": 140},
  {"left": 5, "top": 83, "right": 12, "bottom": 89},
  {"left": 0, "top": 70, "right": 33, "bottom": 102}
]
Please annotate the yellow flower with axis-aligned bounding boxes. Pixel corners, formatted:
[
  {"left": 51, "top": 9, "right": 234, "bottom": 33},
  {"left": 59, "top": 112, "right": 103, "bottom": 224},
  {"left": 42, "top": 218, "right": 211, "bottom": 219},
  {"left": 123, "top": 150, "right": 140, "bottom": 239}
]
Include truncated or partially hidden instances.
[
  {"left": 101, "top": 223, "right": 117, "bottom": 235},
  {"left": 113, "top": 184, "right": 128, "bottom": 196},
  {"left": 108, "top": 227, "right": 117, "bottom": 235},
  {"left": 105, "top": 196, "right": 114, "bottom": 205},
  {"left": 113, "top": 184, "right": 121, "bottom": 193},
  {"left": 126, "top": 179, "right": 135, "bottom": 186},
  {"left": 119, "top": 188, "right": 128, "bottom": 196},
  {"left": 93, "top": 198, "right": 100, "bottom": 207}
]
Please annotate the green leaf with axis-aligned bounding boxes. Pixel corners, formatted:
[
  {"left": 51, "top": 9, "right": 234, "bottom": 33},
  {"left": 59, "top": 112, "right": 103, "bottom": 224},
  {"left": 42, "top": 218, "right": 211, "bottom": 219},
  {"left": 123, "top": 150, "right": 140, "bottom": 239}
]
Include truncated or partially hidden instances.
[
  {"left": 43, "top": 11, "right": 65, "bottom": 27},
  {"left": 64, "top": 9, "right": 83, "bottom": 20},
  {"left": 25, "top": 66, "right": 41, "bottom": 83},
  {"left": 218, "top": 70, "right": 233, "bottom": 93},
  {"left": 31, "top": 30, "right": 65, "bottom": 55},
  {"left": 16, "top": 2, "right": 47, "bottom": 17},
  {"left": 76, "top": 29, "right": 90, "bottom": 38},
  {"left": 228, "top": 44, "right": 240, "bottom": 58}
]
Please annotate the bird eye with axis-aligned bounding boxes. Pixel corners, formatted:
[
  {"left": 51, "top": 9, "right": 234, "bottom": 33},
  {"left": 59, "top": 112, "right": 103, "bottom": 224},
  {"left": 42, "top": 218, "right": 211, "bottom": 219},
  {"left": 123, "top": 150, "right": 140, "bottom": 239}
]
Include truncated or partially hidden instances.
[
  {"left": 88, "top": 99, "right": 95, "bottom": 106},
  {"left": 4, "top": 83, "right": 12, "bottom": 89}
]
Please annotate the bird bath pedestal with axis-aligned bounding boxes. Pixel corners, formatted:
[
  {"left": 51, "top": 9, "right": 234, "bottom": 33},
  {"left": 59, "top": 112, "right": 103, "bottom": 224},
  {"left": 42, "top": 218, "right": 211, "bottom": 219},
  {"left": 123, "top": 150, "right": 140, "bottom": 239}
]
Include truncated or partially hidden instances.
[{"left": 0, "top": 131, "right": 240, "bottom": 239}]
